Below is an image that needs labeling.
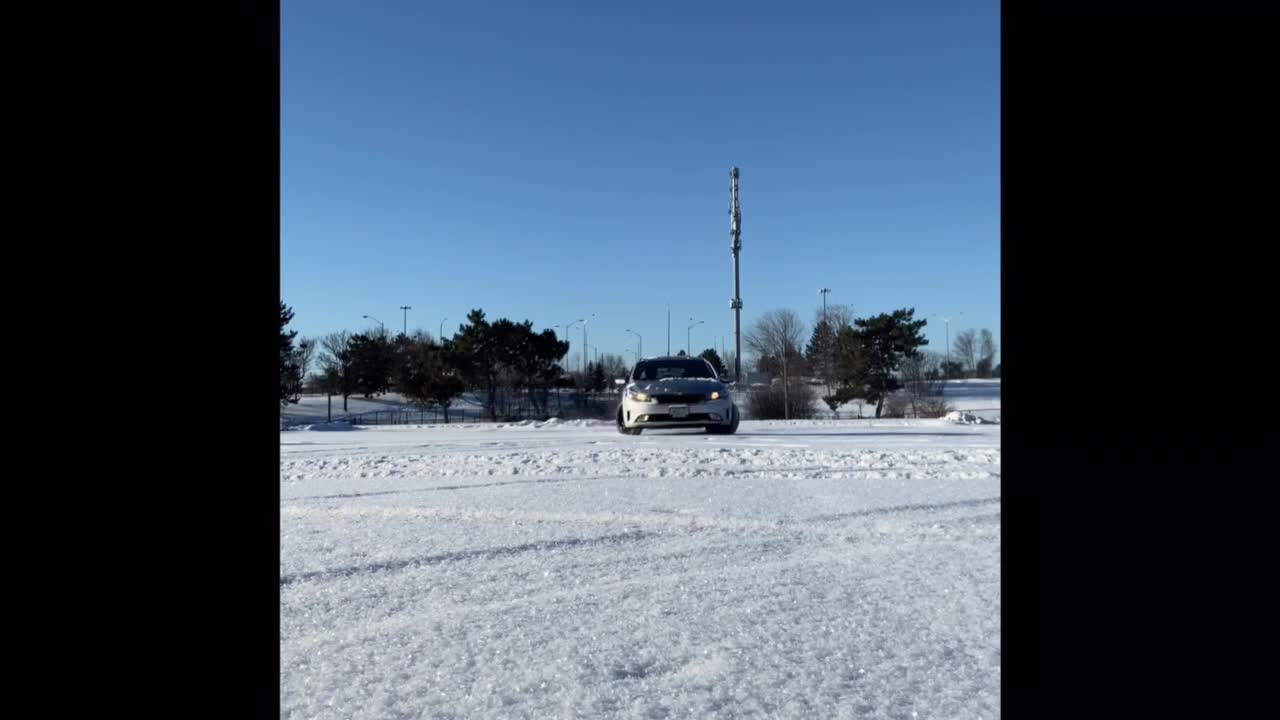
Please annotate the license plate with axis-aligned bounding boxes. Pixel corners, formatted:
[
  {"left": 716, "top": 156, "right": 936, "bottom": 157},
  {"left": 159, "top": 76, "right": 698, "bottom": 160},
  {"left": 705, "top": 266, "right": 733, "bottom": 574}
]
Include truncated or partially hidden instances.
[{"left": 669, "top": 405, "right": 689, "bottom": 418}]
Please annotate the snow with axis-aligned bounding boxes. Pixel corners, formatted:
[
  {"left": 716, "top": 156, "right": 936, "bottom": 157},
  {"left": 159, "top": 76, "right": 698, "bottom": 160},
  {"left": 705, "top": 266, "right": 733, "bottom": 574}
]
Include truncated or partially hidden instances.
[
  {"left": 281, "top": 419, "right": 1000, "bottom": 719},
  {"left": 819, "top": 379, "right": 1001, "bottom": 421},
  {"left": 945, "top": 411, "right": 994, "bottom": 425},
  {"left": 940, "top": 379, "right": 1001, "bottom": 413}
]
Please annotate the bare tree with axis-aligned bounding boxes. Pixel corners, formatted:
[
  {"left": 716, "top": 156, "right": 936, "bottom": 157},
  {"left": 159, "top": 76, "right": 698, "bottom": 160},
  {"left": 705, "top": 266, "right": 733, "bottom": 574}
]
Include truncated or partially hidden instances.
[
  {"left": 978, "top": 329, "right": 997, "bottom": 378},
  {"left": 722, "top": 349, "right": 739, "bottom": 382},
  {"left": 899, "top": 351, "right": 952, "bottom": 418},
  {"left": 817, "top": 303, "right": 855, "bottom": 332},
  {"left": 296, "top": 338, "right": 317, "bottom": 390},
  {"left": 599, "top": 353, "right": 630, "bottom": 386},
  {"left": 953, "top": 329, "right": 978, "bottom": 378},
  {"left": 319, "top": 331, "right": 354, "bottom": 411},
  {"left": 745, "top": 309, "right": 807, "bottom": 419}
]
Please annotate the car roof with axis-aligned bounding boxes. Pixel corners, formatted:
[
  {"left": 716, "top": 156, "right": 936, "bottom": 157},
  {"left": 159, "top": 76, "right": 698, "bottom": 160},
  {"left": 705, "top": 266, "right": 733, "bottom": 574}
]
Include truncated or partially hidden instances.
[{"left": 636, "top": 355, "right": 712, "bottom": 363}]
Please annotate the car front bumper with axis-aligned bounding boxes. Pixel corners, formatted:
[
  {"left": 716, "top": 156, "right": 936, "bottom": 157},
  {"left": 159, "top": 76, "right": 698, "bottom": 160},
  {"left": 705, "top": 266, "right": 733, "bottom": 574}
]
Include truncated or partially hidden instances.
[{"left": 620, "top": 396, "right": 735, "bottom": 429}]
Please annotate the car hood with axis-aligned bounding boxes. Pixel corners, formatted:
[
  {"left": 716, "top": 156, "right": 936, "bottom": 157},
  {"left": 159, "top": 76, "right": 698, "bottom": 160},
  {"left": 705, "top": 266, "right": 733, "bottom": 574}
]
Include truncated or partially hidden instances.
[{"left": 629, "top": 377, "right": 727, "bottom": 395}]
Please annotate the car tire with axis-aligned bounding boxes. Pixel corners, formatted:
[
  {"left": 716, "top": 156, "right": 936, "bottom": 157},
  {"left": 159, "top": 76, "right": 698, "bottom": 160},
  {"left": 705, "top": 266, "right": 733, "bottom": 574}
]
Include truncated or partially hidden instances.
[
  {"left": 617, "top": 408, "right": 642, "bottom": 435},
  {"left": 706, "top": 405, "right": 740, "bottom": 435}
]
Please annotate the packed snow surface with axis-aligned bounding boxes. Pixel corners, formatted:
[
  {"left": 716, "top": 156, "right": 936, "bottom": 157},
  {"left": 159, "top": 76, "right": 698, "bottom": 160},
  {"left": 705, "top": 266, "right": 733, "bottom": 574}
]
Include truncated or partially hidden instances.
[{"left": 281, "top": 419, "right": 1001, "bottom": 719}]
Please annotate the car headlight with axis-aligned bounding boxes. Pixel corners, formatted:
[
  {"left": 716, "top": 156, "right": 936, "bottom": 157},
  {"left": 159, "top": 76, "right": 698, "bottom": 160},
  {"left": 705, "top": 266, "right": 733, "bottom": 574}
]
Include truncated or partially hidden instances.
[
  {"left": 708, "top": 391, "right": 722, "bottom": 401},
  {"left": 629, "top": 390, "right": 652, "bottom": 402}
]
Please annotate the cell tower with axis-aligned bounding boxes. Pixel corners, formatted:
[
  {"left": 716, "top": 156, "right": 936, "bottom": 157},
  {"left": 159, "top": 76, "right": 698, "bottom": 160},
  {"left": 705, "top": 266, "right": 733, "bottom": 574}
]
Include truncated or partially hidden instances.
[{"left": 729, "top": 167, "right": 743, "bottom": 383}]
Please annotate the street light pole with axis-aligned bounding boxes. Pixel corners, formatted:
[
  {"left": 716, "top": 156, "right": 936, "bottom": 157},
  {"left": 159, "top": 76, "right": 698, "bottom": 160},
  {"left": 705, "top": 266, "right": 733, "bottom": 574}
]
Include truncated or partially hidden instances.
[
  {"left": 399, "top": 305, "right": 411, "bottom": 336},
  {"left": 566, "top": 319, "right": 583, "bottom": 371},
  {"left": 933, "top": 312, "right": 963, "bottom": 378},
  {"left": 582, "top": 314, "right": 595, "bottom": 377},
  {"left": 625, "top": 329, "right": 642, "bottom": 360},
  {"left": 362, "top": 315, "right": 385, "bottom": 334},
  {"left": 666, "top": 303, "right": 670, "bottom": 355},
  {"left": 687, "top": 318, "right": 704, "bottom": 355},
  {"left": 439, "top": 317, "right": 447, "bottom": 342}
]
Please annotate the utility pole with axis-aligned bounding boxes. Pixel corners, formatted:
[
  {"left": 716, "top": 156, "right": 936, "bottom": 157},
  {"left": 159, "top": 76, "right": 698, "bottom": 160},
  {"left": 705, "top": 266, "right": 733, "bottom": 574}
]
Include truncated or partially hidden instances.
[
  {"left": 819, "top": 288, "right": 832, "bottom": 392},
  {"left": 399, "top": 305, "right": 411, "bottom": 336},
  {"left": 666, "top": 303, "right": 670, "bottom": 355},
  {"left": 729, "top": 167, "right": 743, "bottom": 383}
]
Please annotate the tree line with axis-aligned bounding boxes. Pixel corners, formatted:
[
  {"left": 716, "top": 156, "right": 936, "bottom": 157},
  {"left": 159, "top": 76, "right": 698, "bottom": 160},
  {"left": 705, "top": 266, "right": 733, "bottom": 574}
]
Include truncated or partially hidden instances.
[
  {"left": 282, "top": 305, "right": 587, "bottom": 422},
  {"left": 281, "top": 300, "right": 997, "bottom": 422},
  {"left": 742, "top": 304, "right": 998, "bottom": 420}
]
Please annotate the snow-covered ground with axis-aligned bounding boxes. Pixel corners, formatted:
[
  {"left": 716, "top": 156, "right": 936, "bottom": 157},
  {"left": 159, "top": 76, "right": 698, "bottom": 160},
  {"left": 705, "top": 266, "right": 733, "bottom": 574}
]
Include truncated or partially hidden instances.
[
  {"left": 940, "top": 379, "right": 1001, "bottom": 413},
  {"left": 814, "top": 378, "right": 1001, "bottom": 420},
  {"left": 281, "top": 419, "right": 1001, "bottom": 718}
]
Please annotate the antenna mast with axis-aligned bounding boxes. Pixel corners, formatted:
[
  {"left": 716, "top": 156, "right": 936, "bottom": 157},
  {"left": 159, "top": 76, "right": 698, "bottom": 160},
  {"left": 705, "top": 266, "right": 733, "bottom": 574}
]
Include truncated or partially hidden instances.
[{"left": 730, "top": 167, "right": 743, "bottom": 383}]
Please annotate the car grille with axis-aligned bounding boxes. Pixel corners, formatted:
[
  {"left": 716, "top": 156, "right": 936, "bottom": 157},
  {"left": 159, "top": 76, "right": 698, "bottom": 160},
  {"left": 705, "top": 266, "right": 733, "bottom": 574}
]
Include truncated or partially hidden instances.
[
  {"left": 641, "top": 413, "right": 713, "bottom": 422},
  {"left": 652, "top": 393, "right": 708, "bottom": 404}
]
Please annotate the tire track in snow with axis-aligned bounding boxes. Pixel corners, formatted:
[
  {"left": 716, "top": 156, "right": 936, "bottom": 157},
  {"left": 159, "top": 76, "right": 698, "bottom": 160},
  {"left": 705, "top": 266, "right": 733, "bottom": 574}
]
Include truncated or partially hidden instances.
[
  {"left": 805, "top": 496, "right": 1002, "bottom": 523},
  {"left": 280, "top": 530, "right": 658, "bottom": 586}
]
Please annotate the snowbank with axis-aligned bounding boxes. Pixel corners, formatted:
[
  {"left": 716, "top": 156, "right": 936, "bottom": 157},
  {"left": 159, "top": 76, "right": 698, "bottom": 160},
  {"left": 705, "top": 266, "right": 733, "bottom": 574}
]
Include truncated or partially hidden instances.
[
  {"left": 945, "top": 411, "right": 997, "bottom": 425},
  {"left": 297, "top": 421, "right": 361, "bottom": 432}
]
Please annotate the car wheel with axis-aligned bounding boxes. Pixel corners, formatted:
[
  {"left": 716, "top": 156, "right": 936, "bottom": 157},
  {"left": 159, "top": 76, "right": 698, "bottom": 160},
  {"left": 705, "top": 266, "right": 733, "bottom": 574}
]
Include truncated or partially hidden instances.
[
  {"left": 617, "top": 409, "right": 641, "bottom": 435},
  {"left": 706, "top": 405, "right": 739, "bottom": 435}
]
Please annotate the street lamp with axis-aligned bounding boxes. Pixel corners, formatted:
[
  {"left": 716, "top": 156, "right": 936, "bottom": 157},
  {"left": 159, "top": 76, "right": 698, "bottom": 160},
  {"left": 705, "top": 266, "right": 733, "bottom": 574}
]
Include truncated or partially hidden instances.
[
  {"left": 932, "top": 312, "right": 963, "bottom": 378},
  {"left": 362, "top": 315, "right": 385, "bottom": 334},
  {"left": 439, "top": 317, "right": 447, "bottom": 342},
  {"left": 565, "top": 319, "right": 585, "bottom": 375},
  {"left": 581, "top": 314, "right": 596, "bottom": 376},
  {"left": 687, "top": 318, "right": 704, "bottom": 355},
  {"left": 399, "top": 305, "right": 412, "bottom": 336},
  {"left": 625, "top": 329, "right": 642, "bottom": 359}
]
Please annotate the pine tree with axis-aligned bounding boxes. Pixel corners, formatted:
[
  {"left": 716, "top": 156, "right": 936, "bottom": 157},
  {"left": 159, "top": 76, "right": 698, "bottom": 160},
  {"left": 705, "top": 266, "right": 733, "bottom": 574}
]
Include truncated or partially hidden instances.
[
  {"left": 844, "top": 308, "right": 929, "bottom": 418},
  {"left": 453, "top": 309, "right": 500, "bottom": 420},
  {"left": 698, "top": 348, "right": 728, "bottom": 377},
  {"left": 280, "top": 301, "right": 302, "bottom": 405},
  {"left": 805, "top": 319, "right": 838, "bottom": 394},
  {"left": 349, "top": 333, "right": 393, "bottom": 398}
]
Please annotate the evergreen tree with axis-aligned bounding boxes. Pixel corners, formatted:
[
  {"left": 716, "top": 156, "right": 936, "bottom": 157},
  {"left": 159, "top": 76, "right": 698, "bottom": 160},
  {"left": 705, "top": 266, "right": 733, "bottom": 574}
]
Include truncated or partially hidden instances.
[
  {"left": 843, "top": 308, "right": 929, "bottom": 418},
  {"left": 398, "top": 337, "right": 465, "bottom": 422},
  {"left": 349, "top": 332, "right": 393, "bottom": 398},
  {"left": 453, "top": 309, "right": 500, "bottom": 420},
  {"left": 280, "top": 301, "right": 302, "bottom": 405},
  {"left": 699, "top": 348, "right": 728, "bottom": 377},
  {"left": 805, "top": 319, "right": 838, "bottom": 393}
]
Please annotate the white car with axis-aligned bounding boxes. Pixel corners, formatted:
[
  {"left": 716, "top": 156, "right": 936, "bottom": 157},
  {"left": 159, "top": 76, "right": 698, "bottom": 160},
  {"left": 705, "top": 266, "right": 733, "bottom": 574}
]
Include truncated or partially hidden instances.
[{"left": 616, "top": 355, "right": 740, "bottom": 435}]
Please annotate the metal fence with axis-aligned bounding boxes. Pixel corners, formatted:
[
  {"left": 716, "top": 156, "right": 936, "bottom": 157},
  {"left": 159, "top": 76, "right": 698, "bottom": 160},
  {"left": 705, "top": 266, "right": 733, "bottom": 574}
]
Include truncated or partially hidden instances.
[{"left": 297, "top": 391, "right": 625, "bottom": 427}]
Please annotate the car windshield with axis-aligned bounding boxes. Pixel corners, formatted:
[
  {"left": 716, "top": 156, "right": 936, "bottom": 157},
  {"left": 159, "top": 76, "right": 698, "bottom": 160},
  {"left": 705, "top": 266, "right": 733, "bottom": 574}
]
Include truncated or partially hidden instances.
[{"left": 632, "top": 358, "right": 716, "bottom": 381}]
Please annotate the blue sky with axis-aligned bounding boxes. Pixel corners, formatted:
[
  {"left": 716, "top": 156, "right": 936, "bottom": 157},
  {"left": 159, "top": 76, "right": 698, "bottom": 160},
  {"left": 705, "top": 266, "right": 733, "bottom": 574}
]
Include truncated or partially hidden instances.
[{"left": 282, "top": 0, "right": 999, "bottom": 366}]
